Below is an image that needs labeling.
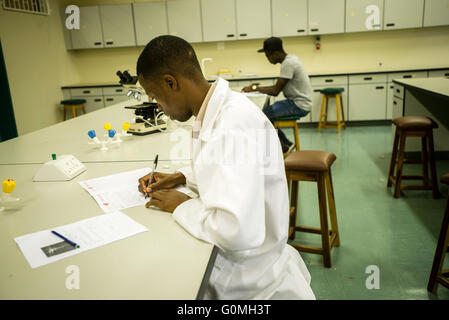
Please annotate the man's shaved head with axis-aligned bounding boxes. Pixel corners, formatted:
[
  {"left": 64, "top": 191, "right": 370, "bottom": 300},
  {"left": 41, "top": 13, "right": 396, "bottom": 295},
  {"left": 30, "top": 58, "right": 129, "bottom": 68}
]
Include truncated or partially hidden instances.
[{"left": 136, "top": 35, "right": 202, "bottom": 80}]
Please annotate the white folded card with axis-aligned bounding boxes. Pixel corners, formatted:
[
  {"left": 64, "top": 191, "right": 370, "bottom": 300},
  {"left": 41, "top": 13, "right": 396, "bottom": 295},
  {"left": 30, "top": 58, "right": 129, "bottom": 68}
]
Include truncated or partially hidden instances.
[
  {"left": 78, "top": 167, "right": 195, "bottom": 213},
  {"left": 14, "top": 211, "right": 148, "bottom": 269}
]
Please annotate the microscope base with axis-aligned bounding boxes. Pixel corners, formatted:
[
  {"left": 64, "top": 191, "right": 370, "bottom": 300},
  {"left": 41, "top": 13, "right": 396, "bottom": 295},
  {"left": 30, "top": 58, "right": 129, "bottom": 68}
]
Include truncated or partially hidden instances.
[{"left": 128, "top": 122, "right": 167, "bottom": 136}]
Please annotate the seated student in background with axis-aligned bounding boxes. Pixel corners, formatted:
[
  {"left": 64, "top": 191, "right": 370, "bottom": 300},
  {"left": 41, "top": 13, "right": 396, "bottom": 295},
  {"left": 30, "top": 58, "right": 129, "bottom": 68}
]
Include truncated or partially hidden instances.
[
  {"left": 243, "top": 37, "right": 312, "bottom": 154},
  {"left": 136, "top": 35, "right": 315, "bottom": 300}
]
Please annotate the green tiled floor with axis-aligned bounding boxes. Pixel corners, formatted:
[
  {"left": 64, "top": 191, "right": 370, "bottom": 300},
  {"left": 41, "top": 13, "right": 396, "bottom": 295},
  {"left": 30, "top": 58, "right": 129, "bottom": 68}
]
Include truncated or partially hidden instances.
[{"left": 283, "top": 125, "right": 449, "bottom": 300}]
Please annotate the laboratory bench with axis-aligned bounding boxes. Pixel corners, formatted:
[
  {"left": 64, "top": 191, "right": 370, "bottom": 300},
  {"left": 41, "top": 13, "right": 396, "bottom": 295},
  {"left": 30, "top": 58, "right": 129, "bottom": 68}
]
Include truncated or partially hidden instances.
[
  {"left": 0, "top": 161, "right": 216, "bottom": 299},
  {"left": 0, "top": 100, "right": 193, "bottom": 165},
  {"left": 61, "top": 66, "right": 449, "bottom": 124},
  {"left": 0, "top": 96, "right": 215, "bottom": 299}
]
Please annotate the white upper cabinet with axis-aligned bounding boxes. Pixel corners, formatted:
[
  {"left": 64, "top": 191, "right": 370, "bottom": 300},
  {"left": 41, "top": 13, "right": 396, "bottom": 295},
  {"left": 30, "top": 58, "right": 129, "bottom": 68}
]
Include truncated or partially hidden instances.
[
  {"left": 100, "top": 4, "right": 136, "bottom": 48},
  {"left": 133, "top": 2, "right": 169, "bottom": 46},
  {"left": 384, "top": 0, "right": 424, "bottom": 30},
  {"left": 201, "top": 0, "right": 237, "bottom": 42},
  {"left": 167, "top": 0, "right": 203, "bottom": 43},
  {"left": 70, "top": 6, "right": 103, "bottom": 49},
  {"left": 423, "top": 0, "right": 449, "bottom": 27},
  {"left": 308, "top": 0, "right": 345, "bottom": 35},
  {"left": 272, "top": 0, "right": 308, "bottom": 37},
  {"left": 346, "top": 0, "right": 384, "bottom": 33},
  {"left": 236, "top": 0, "right": 271, "bottom": 40}
]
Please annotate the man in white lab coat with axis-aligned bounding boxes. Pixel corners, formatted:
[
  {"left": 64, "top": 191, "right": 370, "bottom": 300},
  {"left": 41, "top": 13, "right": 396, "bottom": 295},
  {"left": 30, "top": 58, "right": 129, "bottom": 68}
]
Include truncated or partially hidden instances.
[{"left": 136, "top": 35, "right": 315, "bottom": 300}]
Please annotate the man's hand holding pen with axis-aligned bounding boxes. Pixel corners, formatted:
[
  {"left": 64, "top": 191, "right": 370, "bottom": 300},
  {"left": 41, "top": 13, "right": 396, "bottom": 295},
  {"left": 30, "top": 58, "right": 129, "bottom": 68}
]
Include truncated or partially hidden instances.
[{"left": 138, "top": 171, "right": 190, "bottom": 213}]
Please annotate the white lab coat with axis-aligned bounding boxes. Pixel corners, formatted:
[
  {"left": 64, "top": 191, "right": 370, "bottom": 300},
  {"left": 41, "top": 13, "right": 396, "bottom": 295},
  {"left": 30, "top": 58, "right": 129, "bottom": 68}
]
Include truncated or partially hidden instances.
[{"left": 173, "top": 78, "right": 315, "bottom": 300}]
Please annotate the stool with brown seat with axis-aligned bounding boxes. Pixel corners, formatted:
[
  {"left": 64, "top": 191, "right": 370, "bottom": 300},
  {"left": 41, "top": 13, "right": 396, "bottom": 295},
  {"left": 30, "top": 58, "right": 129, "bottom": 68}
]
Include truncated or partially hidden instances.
[
  {"left": 427, "top": 173, "right": 449, "bottom": 293},
  {"left": 387, "top": 116, "right": 439, "bottom": 198},
  {"left": 285, "top": 150, "right": 340, "bottom": 268},
  {"left": 61, "top": 99, "right": 87, "bottom": 121}
]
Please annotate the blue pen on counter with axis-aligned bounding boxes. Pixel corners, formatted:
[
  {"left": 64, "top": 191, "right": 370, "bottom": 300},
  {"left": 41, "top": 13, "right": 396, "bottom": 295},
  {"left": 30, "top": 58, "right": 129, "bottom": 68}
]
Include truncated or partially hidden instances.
[{"left": 51, "top": 230, "right": 80, "bottom": 248}]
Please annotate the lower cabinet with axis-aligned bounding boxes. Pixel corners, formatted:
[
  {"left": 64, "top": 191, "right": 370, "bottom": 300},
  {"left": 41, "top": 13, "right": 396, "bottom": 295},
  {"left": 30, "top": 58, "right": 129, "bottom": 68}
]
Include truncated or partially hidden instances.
[
  {"left": 62, "top": 86, "right": 134, "bottom": 120},
  {"left": 62, "top": 68, "right": 445, "bottom": 123},
  {"left": 71, "top": 96, "right": 105, "bottom": 113},
  {"left": 386, "top": 82, "right": 395, "bottom": 120},
  {"left": 428, "top": 69, "right": 449, "bottom": 78},
  {"left": 348, "top": 83, "right": 387, "bottom": 120},
  {"left": 104, "top": 95, "right": 131, "bottom": 107},
  {"left": 392, "top": 95, "right": 404, "bottom": 119}
]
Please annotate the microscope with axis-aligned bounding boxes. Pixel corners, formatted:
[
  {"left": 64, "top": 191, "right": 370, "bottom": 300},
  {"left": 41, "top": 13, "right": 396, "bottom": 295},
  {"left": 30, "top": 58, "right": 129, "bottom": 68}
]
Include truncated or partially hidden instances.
[{"left": 117, "top": 70, "right": 167, "bottom": 135}]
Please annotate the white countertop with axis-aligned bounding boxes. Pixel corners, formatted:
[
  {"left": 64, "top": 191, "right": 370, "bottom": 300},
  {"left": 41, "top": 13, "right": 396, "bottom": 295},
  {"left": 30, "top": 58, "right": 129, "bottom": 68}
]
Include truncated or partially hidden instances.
[
  {"left": 393, "top": 78, "right": 449, "bottom": 98},
  {"left": 0, "top": 100, "right": 193, "bottom": 165},
  {"left": 0, "top": 161, "right": 213, "bottom": 299}
]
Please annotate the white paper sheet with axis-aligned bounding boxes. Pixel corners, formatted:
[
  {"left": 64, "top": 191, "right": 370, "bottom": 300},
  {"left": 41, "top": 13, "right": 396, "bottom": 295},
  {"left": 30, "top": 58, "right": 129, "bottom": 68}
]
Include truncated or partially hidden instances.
[
  {"left": 78, "top": 168, "right": 149, "bottom": 213},
  {"left": 243, "top": 92, "right": 267, "bottom": 98},
  {"left": 78, "top": 168, "right": 195, "bottom": 213},
  {"left": 14, "top": 211, "right": 148, "bottom": 269}
]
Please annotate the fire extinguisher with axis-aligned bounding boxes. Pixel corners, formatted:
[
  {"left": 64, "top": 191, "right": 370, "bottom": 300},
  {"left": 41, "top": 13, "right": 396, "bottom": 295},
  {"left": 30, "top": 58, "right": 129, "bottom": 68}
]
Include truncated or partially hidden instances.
[{"left": 315, "top": 36, "right": 321, "bottom": 50}]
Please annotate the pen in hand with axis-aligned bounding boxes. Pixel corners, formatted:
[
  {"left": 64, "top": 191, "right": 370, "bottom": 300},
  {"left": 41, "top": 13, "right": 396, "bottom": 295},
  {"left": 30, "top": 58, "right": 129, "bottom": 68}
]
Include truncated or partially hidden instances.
[{"left": 146, "top": 154, "right": 159, "bottom": 199}]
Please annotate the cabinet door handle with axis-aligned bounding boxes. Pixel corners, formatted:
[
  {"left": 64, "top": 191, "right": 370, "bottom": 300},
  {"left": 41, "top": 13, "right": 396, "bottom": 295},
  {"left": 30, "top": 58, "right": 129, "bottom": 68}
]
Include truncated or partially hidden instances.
[
  {"left": 325, "top": 79, "right": 334, "bottom": 83},
  {"left": 106, "top": 98, "right": 114, "bottom": 101},
  {"left": 390, "top": 85, "right": 394, "bottom": 89},
  {"left": 239, "top": 33, "right": 247, "bottom": 37},
  {"left": 393, "top": 101, "right": 397, "bottom": 105},
  {"left": 115, "top": 89, "right": 123, "bottom": 92},
  {"left": 403, "top": 75, "right": 412, "bottom": 78},
  {"left": 94, "top": 42, "right": 102, "bottom": 46},
  {"left": 386, "top": 23, "right": 395, "bottom": 27},
  {"left": 445, "top": 73, "right": 449, "bottom": 77},
  {"left": 82, "top": 90, "right": 91, "bottom": 94},
  {"left": 297, "top": 29, "right": 305, "bottom": 33},
  {"left": 311, "top": 28, "right": 319, "bottom": 32},
  {"left": 94, "top": 98, "right": 102, "bottom": 102},
  {"left": 227, "top": 34, "right": 235, "bottom": 38},
  {"left": 314, "top": 89, "right": 321, "bottom": 92},
  {"left": 376, "top": 86, "right": 384, "bottom": 90},
  {"left": 364, "top": 77, "right": 373, "bottom": 80},
  {"left": 396, "top": 89, "right": 400, "bottom": 93},
  {"left": 106, "top": 41, "right": 114, "bottom": 45}
]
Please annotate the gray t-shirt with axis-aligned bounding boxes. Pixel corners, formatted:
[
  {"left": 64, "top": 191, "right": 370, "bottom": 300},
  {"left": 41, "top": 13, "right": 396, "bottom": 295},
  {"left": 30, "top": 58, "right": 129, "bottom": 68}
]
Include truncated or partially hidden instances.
[{"left": 279, "top": 54, "right": 312, "bottom": 111}]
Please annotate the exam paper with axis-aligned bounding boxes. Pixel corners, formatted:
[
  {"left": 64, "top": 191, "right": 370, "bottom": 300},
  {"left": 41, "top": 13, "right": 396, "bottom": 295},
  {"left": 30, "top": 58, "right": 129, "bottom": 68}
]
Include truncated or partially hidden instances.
[
  {"left": 78, "top": 168, "right": 194, "bottom": 213},
  {"left": 14, "top": 211, "right": 148, "bottom": 269}
]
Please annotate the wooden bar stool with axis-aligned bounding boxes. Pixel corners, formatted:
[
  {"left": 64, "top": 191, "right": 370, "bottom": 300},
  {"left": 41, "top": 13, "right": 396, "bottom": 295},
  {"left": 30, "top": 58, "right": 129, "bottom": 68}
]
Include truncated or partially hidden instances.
[
  {"left": 285, "top": 150, "right": 340, "bottom": 268},
  {"left": 273, "top": 116, "right": 301, "bottom": 157},
  {"left": 427, "top": 173, "right": 449, "bottom": 293},
  {"left": 387, "top": 116, "right": 439, "bottom": 198},
  {"left": 61, "top": 99, "right": 87, "bottom": 121},
  {"left": 318, "top": 88, "right": 346, "bottom": 133}
]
